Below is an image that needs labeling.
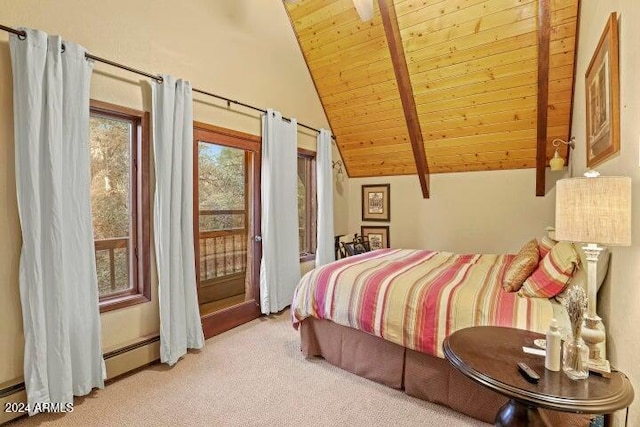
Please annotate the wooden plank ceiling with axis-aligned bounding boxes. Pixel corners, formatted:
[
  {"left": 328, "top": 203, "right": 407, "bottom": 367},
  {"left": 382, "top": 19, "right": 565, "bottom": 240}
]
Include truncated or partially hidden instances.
[{"left": 285, "top": 0, "right": 579, "bottom": 179}]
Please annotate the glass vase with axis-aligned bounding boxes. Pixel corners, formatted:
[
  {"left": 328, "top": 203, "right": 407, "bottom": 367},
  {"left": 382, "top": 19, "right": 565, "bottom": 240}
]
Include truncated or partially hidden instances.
[{"left": 562, "top": 337, "right": 589, "bottom": 380}]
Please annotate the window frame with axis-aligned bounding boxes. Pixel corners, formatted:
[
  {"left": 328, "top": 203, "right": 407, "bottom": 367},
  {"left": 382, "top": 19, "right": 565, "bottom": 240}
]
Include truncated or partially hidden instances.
[
  {"left": 90, "top": 100, "right": 151, "bottom": 313},
  {"left": 297, "top": 148, "right": 317, "bottom": 262}
]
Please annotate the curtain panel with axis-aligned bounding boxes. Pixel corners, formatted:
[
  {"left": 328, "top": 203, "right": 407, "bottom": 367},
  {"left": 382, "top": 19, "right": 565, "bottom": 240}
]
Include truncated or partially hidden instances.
[
  {"left": 152, "top": 75, "right": 205, "bottom": 366},
  {"left": 10, "top": 29, "right": 105, "bottom": 414},
  {"left": 260, "top": 109, "right": 301, "bottom": 314},
  {"left": 315, "top": 129, "right": 335, "bottom": 267}
]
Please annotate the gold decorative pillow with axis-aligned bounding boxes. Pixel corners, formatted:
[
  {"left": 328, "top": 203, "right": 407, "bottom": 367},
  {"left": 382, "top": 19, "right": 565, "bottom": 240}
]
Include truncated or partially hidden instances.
[{"left": 503, "top": 239, "right": 540, "bottom": 292}]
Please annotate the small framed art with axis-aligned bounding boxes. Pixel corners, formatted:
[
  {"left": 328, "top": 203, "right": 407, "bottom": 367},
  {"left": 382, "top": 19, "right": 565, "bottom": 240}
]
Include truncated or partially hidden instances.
[
  {"left": 361, "top": 226, "right": 390, "bottom": 250},
  {"left": 585, "top": 12, "right": 620, "bottom": 168},
  {"left": 361, "top": 184, "right": 390, "bottom": 222}
]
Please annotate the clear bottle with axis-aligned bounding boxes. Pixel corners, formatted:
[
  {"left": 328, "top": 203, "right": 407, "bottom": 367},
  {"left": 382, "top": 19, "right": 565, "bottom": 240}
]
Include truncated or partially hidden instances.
[
  {"left": 562, "top": 336, "right": 589, "bottom": 380},
  {"left": 545, "top": 318, "right": 562, "bottom": 372}
]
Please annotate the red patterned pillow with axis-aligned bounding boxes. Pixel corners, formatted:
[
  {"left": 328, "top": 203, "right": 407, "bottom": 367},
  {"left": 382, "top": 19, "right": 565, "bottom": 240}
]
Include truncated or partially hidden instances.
[
  {"left": 518, "top": 241, "right": 578, "bottom": 298},
  {"left": 537, "top": 235, "right": 557, "bottom": 259}
]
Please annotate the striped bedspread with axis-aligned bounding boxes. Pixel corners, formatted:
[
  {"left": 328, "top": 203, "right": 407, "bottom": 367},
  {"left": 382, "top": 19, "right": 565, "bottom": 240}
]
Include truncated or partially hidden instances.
[{"left": 292, "top": 249, "right": 554, "bottom": 358}]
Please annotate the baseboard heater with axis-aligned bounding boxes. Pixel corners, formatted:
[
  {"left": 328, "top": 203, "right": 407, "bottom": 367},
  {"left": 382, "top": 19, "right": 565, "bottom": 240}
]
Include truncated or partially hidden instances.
[{"left": 0, "top": 335, "right": 160, "bottom": 425}]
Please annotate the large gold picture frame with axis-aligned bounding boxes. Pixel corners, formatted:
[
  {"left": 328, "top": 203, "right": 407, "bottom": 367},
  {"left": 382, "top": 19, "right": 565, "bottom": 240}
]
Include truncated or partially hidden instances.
[{"left": 585, "top": 13, "right": 620, "bottom": 169}]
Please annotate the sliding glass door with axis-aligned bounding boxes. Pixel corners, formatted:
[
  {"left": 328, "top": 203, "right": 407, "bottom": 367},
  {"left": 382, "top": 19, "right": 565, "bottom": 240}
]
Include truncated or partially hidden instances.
[{"left": 193, "top": 123, "right": 261, "bottom": 338}]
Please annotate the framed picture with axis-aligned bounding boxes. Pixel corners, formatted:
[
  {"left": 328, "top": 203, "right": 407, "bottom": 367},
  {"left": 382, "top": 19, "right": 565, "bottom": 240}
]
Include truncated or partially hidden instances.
[
  {"left": 361, "top": 226, "right": 390, "bottom": 250},
  {"left": 361, "top": 184, "right": 390, "bottom": 222},
  {"left": 585, "top": 12, "right": 620, "bottom": 169}
]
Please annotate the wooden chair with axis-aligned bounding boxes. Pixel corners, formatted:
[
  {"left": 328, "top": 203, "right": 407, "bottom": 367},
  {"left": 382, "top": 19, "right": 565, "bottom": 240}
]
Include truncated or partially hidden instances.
[
  {"left": 335, "top": 235, "right": 346, "bottom": 259},
  {"left": 341, "top": 234, "right": 371, "bottom": 257}
]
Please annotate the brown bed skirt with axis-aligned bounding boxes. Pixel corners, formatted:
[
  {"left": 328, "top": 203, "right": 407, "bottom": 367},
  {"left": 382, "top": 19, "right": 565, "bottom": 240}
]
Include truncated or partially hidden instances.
[{"left": 300, "top": 317, "right": 590, "bottom": 426}]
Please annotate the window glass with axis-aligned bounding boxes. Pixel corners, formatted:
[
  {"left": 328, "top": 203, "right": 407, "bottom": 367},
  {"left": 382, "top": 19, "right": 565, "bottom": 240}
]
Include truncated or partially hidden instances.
[
  {"left": 297, "top": 156, "right": 308, "bottom": 254},
  {"left": 89, "top": 114, "right": 132, "bottom": 297},
  {"left": 198, "top": 143, "right": 245, "bottom": 232},
  {"left": 297, "top": 153, "right": 316, "bottom": 257}
]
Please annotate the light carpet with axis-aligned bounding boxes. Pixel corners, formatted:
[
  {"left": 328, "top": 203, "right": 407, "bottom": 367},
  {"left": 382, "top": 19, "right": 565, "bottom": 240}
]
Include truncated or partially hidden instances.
[{"left": 11, "top": 311, "right": 489, "bottom": 427}]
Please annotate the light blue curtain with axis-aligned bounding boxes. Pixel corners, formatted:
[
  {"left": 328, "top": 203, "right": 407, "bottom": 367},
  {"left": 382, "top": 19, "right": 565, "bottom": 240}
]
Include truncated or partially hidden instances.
[
  {"left": 10, "top": 28, "right": 105, "bottom": 415},
  {"left": 260, "top": 109, "right": 301, "bottom": 314},
  {"left": 315, "top": 129, "right": 335, "bottom": 267},
  {"left": 152, "top": 75, "right": 204, "bottom": 365}
]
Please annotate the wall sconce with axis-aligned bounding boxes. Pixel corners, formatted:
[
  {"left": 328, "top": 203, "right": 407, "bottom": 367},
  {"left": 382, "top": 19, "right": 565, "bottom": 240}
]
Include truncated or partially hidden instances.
[
  {"left": 549, "top": 137, "right": 576, "bottom": 171},
  {"left": 332, "top": 160, "right": 345, "bottom": 182}
]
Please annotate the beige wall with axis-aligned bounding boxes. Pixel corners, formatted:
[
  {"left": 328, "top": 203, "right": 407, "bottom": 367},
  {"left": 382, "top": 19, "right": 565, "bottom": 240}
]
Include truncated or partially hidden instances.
[
  {"left": 333, "top": 145, "right": 350, "bottom": 236},
  {"left": 572, "top": 2, "right": 640, "bottom": 425},
  {"left": 348, "top": 170, "right": 556, "bottom": 254},
  {"left": 0, "top": 0, "right": 341, "bottom": 386}
]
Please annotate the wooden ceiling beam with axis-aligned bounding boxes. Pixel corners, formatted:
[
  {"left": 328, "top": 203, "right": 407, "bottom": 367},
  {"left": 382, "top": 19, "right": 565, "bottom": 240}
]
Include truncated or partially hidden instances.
[
  {"left": 378, "top": 0, "right": 430, "bottom": 198},
  {"left": 536, "top": 0, "right": 551, "bottom": 196},
  {"left": 564, "top": 0, "right": 582, "bottom": 173}
]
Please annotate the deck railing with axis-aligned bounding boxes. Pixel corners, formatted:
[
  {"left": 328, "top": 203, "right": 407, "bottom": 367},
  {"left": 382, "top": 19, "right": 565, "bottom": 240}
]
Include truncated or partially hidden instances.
[
  {"left": 94, "top": 210, "right": 247, "bottom": 295},
  {"left": 94, "top": 237, "right": 129, "bottom": 295},
  {"left": 199, "top": 210, "right": 247, "bottom": 284}
]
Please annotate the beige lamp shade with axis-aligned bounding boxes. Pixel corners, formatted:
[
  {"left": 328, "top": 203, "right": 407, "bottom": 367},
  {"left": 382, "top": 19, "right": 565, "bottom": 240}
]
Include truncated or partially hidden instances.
[{"left": 555, "top": 176, "right": 632, "bottom": 246}]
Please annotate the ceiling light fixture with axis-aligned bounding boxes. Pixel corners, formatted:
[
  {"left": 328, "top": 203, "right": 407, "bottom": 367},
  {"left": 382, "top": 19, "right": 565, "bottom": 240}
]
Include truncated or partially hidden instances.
[{"left": 353, "top": 0, "right": 374, "bottom": 21}]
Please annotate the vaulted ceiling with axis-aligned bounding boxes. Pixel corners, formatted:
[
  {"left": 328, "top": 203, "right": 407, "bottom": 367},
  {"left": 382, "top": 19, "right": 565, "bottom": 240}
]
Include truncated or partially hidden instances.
[{"left": 285, "top": 0, "right": 579, "bottom": 196}]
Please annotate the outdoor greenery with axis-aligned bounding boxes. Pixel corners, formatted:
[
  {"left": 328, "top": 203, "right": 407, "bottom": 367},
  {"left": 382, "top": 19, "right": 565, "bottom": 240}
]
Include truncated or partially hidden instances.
[
  {"left": 90, "top": 116, "right": 130, "bottom": 240},
  {"left": 297, "top": 157, "right": 307, "bottom": 253},
  {"left": 89, "top": 115, "right": 131, "bottom": 297},
  {"left": 198, "top": 143, "right": 245, "bottom": 231},
  {"left": 198, "top": 143, "right": 247, "bottom": 282}
]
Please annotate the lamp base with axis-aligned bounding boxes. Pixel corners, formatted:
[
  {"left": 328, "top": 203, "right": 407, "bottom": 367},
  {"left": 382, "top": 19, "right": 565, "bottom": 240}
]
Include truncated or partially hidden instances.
[
  {"left": 580, "top": 246, "right": 611, "bottom": 378},
  {"left": 588, "top": 358, "right": 611, "bottom": 377},
  {"left": 582, "top": 314, "right": 611, "bottom": 377}
]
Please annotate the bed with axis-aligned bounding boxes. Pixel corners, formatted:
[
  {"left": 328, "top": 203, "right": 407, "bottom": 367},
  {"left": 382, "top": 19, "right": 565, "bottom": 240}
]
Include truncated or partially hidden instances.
[{"left": 291, "top": 245, "right": 609, "bottom": 425}]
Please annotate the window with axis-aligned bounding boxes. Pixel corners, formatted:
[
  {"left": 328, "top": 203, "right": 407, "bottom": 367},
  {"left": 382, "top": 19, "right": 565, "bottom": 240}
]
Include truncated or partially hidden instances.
[
  {"left": 89, "top": 100, "right": 151, "bottom": 312},
  {"left": 297, "top": 149, "right": 316, "bottom": 260}
]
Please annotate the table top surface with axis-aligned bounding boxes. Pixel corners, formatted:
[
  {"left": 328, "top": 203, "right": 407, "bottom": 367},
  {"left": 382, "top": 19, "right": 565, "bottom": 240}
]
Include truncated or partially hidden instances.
[{"left": 443, "top": 326, "right": 634, "bottom": 413}]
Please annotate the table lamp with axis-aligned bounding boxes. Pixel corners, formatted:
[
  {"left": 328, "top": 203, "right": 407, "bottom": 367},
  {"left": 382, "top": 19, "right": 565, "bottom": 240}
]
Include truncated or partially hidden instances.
[{"left": 555, "top": 176, "right": 631, "bottom": 375}]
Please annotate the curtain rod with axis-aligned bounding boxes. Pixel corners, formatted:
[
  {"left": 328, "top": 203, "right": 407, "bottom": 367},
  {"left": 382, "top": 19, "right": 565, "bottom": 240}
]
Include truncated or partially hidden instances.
[{"left": 0, "top": 24, "right": 334, "bottom": 140}]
